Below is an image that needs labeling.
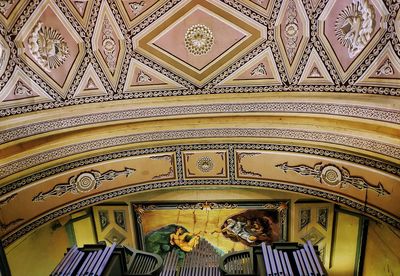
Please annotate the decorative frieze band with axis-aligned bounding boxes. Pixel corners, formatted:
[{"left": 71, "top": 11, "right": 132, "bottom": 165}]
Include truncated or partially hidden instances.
[
  {"left": 1, "top": 102, "right": 398, "bottom": 145},
  {"left": 0, "top": 128, "right": 398, "bottom": 180}
]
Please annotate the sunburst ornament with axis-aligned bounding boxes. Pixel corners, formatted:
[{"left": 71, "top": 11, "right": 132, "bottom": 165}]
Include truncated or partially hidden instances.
[
  {"left": 28, "top": 22, "right": 69, "bottom": 72},
  {"left": 184, "top": 24, "right": 214, "bottom": 56},
  {"left": 334, "top": 0, "right": 375, "bottom": 58}
]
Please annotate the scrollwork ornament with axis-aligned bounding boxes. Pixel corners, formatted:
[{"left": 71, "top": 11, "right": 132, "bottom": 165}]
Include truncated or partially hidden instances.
[
  {"left": 284, "top": 0, "right": 299, "bottom": 63},
  {"left": 32, "top": 167, "right": 135, "bottom": 202}
]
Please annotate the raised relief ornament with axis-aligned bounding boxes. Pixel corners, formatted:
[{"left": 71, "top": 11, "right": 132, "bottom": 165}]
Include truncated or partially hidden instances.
[
  {"left": 335, "top": 0, "right": 375, "bottom": 58},
  {"left": 184, "top": 24, "right": 214, "bottom": 56},
  {"left": 28, "top": 22, "right": 69, "bottom": 72}
]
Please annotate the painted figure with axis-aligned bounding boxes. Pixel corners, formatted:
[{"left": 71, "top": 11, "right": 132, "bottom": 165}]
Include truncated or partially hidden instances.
[{"left": 169, "top": 227, "right": 200, "bottom": 252}]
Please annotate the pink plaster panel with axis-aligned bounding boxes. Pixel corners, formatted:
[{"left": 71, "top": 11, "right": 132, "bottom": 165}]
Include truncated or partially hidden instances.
[
  {"left": 152, "top": 8, "right": 247, "bottom": 71},
  {"left": 23, "top": 7, "right": 79, "bottom": 87},
  {"left": 279, "top": 0, "right": 304, "bottom": 64},
  {"left": 323, "top": 0, "right": 382, "bottom": 71}
]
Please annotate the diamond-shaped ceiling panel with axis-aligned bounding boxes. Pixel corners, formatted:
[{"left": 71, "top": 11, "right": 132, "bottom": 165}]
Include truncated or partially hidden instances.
[
  {"left": 318, "top": 0, "right": 389, "bottom": 82},
  {"left": 135, "top": 0, "right": 263, "bottom": 87},
  {"left": 15, "top": 0, "right": 85, "bottom": 98}
]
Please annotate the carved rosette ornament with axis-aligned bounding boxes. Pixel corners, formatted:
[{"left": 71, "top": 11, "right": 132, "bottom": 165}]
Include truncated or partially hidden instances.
[
  {"left": 335, "top": 0, "right": 375, "bottom": 58},
  {"left": 197, "top": 156, "right": 214, "bottom": 172},
  {"left": 284, "top": 0, "right": 299, "bottom": 64},
  {"left": 102, "top": 18, "right": 117, "bottom": 74},
  {"left": 184, "top": 24, "right": 214, "bottom": 56},
  {"left": 28, "top": 22, "right": 69, "bottom": 72}
]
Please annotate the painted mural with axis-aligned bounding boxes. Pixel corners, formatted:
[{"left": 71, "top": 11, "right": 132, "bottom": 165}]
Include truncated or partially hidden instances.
[{"left": 133, "top": 201, "right": 288, "bottom": 259}]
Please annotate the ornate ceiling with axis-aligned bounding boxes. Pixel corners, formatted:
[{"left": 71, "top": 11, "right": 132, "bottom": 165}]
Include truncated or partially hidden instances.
[{"left": 0, "top": 0, "right": 399, "bottom": 248}]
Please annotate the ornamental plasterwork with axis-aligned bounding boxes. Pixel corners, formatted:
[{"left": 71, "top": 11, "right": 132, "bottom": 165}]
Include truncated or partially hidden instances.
[
  {"left": 275, "top": 0, "right": 309, "bottom": 81},
  {"left": 376, "top": 59, "right": 394, "bottom": 76},
  {"left": 276, "top": 162, "right": 391, "bottom": 196},
  {"left": 250, "top": 63, "right": 267, "bottom": 76},
  {"left": 13, "top": 81, "right": 32, "bottom": 96},
  {"left": 102, "top": 18, "right": 117, "bottom": 74},
  {"left": 318, "top": 0, "right": 389, "bottom": 82},
  {"left": 0, "top": 143, "right": 398, "bottom": 246},
  {"left": 129, "top": 1, "right": 145, "bottom": 15},
  {"left": 184, "top": 24, "right": 214, "bottom": 56},
  {"left": 334, "top": 0, "right": 375, "bottom": 59},
  {"left": 14, "top": 0, "right": 85, "bottom": 97},
  {"left": 92, "top": 0, "right": 126, "bottom": 89},
  {"left": 136, "top": 70, "right": 152, "bottom": 83},
  {"left": 32, "top": 168, "right": 135, "bottom": 202},
  {"left": 284, "top": 0, "right": 299, "bottom": 63},
  {"left": 197, "top": 156, "right": 214, "bottom": 172},
  {"left": 0, "top": 0, "right": 12, "bottom": 14},
  {"left": 28, "top": 22, "right": 69, "bottom": 72},
  {"left": 0, "top": 35, "right": 9, "bottom": 78}
]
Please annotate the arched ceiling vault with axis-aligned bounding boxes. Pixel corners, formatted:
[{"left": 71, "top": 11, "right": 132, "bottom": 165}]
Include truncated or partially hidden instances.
[{"left": 0, "top": 0, "right": 399, "bottom": 247}]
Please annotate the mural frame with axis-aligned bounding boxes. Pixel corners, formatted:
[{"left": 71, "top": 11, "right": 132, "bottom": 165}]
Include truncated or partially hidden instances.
[{"left": 131, "top": 200, "right": 289, "bottom": 253}]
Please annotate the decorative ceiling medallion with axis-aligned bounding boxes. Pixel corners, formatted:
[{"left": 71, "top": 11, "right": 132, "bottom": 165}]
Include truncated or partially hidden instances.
[
  {"left": 135, "top": 0, "right": 263, "bottom": 87},
  {"left": 0, "top": 67, "right": 54, "bottom": 109},
  {"left": 15, "top": 0, "right": 85, "bottom": 98},
  {"left": 28, "top": 22, "right": 69, "bottom": 72},
  {"left": 115, "top": 0, "right": 167, "bottom": 30},
  {"left": 0, "top": 0, "right": 28, "bottom": 31},
  {"left": 298, "top": 48, "right": 334, "bottom": 85},
  {"left": 63, "top": 0, "right": 94, "bottom": 29},
  {"left": 182, "top": 150, "right": 228, "bottom": 179},
  {"left": 184, "top": 24, "right": 214, "bottom": 56},
  {"left": 241, "top": 0, "right": 275, "bottom": 18},
  {"left": 0, "top": 34, "right": 10, "bottom": 78},
  {"left": 197, "top": 156, "right": 214, "bottom": 172},
  {"left": 124, "top": 59, "right": 186, "bottom": 93},
  {"left": 92, "top": 0, "right": 126, "bottom": 90},
  {"left": 275, "top": 0, "right": 309, "bottom": 81},
  {"left": 217, "top": 47, "right": 282, "bottom": 87},
  {"left": 355, "top": 43, "right": 400, "bottom": 88},
  {"left": 318, "top": 0, "right": 389, "bottom": 82},
  {"left": 73, "top": 63, "right": 108, "bottom": 98}
]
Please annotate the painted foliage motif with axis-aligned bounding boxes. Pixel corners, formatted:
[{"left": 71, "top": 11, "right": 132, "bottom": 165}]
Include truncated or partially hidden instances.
[{"left": 133, "top": 201, "right": 288, "bottom": 260}]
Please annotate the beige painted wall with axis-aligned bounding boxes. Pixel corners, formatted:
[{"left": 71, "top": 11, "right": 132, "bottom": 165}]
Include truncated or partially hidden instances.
[
  {"left": 363, "top": 220, "right": 400, "bottom": 276},
  {"left": 5, "top": 223, "right": 70, "bottom": 276},
  {"left": 328, "top": 212, "right": 360, "bottom": 276}
]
